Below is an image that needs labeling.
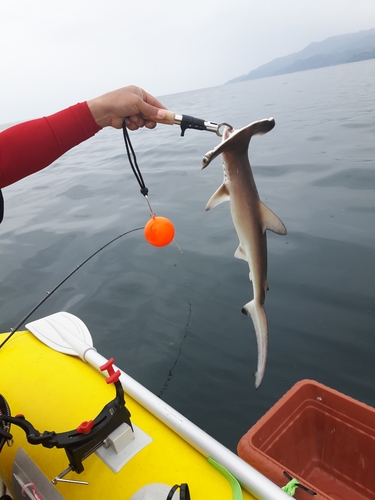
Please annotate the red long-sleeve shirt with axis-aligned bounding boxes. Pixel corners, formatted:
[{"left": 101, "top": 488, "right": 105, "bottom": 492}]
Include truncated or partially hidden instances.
[{"left": 0, "top": 102, "right": 101, "bottom": 222}]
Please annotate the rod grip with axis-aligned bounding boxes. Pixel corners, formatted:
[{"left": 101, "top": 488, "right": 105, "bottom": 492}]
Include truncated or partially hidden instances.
[{"left": 157, "top": 109, "right": 176, "bottom": 125}]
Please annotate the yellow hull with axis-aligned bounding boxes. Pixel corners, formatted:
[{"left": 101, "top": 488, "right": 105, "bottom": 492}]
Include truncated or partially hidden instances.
[{"left": 0, "top": 331, "right": 255, "bottom": 499}]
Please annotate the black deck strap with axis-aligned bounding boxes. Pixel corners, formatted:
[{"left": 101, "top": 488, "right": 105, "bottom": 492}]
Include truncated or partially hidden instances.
[
  {"left": 166, "top": 484, "right": 190, "bottom": 500},
  {"left": 0, "top": 379, "right": 132, "bottom": 475},
  {"left": 122, "top": 121, "right": 148, "bottom": 196},
  {"left": 180, "top": 115, "right": 206, "bottom": 137},
  {"left": 0, "top": 394, "right": 11, "bottom": 452}
]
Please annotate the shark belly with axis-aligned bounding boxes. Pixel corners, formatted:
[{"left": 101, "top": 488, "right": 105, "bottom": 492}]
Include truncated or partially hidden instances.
[
  {"left": 227, "top": 173, "right": 268, "bottom": 295},
  {"left": 227, "top": 179, "right": 269, "bottom": 389}
]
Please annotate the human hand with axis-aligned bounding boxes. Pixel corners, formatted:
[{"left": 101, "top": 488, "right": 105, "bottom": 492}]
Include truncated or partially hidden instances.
[{"left": 87, "top": 85, "right": 168, "bottom": 130}]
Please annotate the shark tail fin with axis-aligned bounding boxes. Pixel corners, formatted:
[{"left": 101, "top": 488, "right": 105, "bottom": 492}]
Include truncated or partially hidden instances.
[{"left": 242, "top": 300, "right": 268, "bottom": 390}]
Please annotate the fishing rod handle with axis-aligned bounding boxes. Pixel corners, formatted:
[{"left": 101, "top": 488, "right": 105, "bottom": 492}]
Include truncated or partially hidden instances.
[
  {"left": 157, "top": 109, "right": 176, "bottom": 125},
  {"left": 159, "top": 111, "right": 209, "bottom": 129},
  {"left": 157, "top": 111, "right": 212, "bottom": 130}
]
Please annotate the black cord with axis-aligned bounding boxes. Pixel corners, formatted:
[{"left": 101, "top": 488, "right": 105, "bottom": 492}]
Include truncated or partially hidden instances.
[
  {"left": 167, "top": 484, "right": 190, "bottom": 500},
  {"left": 122, "top": 121, "right": 148, "bottom": 196}
]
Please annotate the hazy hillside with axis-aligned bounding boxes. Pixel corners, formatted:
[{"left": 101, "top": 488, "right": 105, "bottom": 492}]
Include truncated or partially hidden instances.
[{"left": 227, "top": 28, "right": 375, "bottom": 84}]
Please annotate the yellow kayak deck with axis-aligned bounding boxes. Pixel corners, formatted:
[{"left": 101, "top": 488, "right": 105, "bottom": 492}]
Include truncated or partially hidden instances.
[{"left": 0, "top": 331, "right": 256, "bottom": 499}]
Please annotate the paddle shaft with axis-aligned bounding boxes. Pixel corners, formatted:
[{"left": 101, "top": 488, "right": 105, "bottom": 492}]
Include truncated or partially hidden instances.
[{"left": 83, "top": 348, "right": 289, "bottom": 500}]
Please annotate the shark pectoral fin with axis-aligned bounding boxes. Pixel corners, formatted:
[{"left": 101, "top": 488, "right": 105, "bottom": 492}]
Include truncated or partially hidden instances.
[
  {"left": 260, "top": 202, "right": 287, "bottom": 235},
  {"left": 234, "top": 244, "right": 248, "bottom": 261},
  {"left": 241, "top": 300, "right": 268, "bottom": 390},
  {"left": 205, "top": 184, "right": 230, "bottom": 211}
]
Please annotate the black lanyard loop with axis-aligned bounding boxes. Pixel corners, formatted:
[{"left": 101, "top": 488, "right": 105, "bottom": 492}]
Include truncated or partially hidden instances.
[
  {"left": 167, "top": 483, "right": 190, "bottom": 500},
  {"left": 122, "top": 121, "right": 149, "bottom": 197}
]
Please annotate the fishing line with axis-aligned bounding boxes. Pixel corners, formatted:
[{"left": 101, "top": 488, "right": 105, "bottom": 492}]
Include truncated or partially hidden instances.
[
  {"left": 1, "top": 124, "right": 176, "bottom": 346},
  {"left": 0, "top": 227, "right": 143, "bottom": 350},
  {"left": 1, "top": 125, "right": 181, "bottom": 352},
  {"left": 121, "top": 123, "right": 191, "bottom": 393}
]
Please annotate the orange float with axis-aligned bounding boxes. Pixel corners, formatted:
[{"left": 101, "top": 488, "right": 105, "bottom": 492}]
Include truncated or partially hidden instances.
[{"left": 144, "top": 216, "right": 175, "bottom": 247}]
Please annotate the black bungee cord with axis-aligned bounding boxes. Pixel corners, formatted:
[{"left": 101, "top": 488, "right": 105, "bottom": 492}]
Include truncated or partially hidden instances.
[
  {"left": 122, "top": 121, "right": 148, "bottom": 196},
  {"left": 122, "top": 120, "right": 154, "bottom": 216}
]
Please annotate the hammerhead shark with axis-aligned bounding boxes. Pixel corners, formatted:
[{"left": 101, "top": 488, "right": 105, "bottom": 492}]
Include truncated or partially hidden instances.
[{"left": 202, "top": 118, "right": 287, "bottom": 389}]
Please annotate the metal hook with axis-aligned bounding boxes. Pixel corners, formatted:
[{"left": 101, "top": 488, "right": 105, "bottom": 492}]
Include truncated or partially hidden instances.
[
  {"left": 172, "top": 114, "right": 233, "bottom": 137},
  {"left": 216, "top": 122, "right": 234, "bottom": 137},
  {"left": 52, "top": 466, "right": 88, "bottom": 486}
]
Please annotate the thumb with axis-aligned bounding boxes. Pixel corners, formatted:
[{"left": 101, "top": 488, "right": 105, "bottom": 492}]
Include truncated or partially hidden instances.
[{"left": 137, "top": 100, "right": 167, "bottom": 123}]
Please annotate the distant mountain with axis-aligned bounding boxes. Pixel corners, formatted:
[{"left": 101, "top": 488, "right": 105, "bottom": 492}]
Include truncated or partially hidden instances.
[{"left": 227, "top": 28, "right": 375, "bottom": 84}]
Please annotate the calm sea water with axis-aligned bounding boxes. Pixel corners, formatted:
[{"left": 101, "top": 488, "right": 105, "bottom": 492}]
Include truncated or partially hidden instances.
[{"left": 1, "top": 59, "right": 374, "bottom": 452}]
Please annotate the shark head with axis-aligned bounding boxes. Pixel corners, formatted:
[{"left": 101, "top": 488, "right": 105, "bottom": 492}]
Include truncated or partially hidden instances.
[{"left": 202, "top": 118, "right": 275, "bottom": 170}]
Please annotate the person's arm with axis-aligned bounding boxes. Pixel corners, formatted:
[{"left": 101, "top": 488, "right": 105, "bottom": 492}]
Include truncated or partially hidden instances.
[
  {"left": 0, "top": 102, "right": 101, "bottom": 188},
  {"left": 0, "top": 85, "right": 168, "bottom": 189}
]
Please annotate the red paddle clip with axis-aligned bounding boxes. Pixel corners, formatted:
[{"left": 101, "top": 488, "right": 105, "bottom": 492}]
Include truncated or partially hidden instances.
[
  {"left": 76, "top": 420, "right": 94, "bottom": 435},
  {"left": 100, "top": 358, "right": 121, "bottom": 384}
]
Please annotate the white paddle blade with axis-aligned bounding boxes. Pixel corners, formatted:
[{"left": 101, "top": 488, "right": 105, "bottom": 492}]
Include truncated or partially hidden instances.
[{"left": 26, "top": 311, "right": 94, "bottom": 357}]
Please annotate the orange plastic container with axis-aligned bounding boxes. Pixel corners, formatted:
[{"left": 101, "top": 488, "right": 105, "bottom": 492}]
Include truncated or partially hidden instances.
[{"left": 238, "top": 380, "right": 375, "bottom": 500}]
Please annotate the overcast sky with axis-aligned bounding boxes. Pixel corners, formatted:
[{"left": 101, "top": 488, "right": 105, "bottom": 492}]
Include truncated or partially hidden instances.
[{"left": 1, "top": 0, "right": 374, "bottom": 123}]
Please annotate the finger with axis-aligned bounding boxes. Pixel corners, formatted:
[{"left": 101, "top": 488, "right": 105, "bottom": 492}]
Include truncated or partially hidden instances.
[
  {"left": 144, "top": 120, "right": 157, "bottom": 129},
  {"left": 137, "top": 100, "right": 167, "bottom": 123},
  {"left": 128, "top": 115, "right": 146, "bottom": 128},
  {"left": 124, "top": 117, "right": 139, "bottom": 131}
]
